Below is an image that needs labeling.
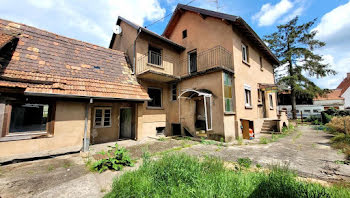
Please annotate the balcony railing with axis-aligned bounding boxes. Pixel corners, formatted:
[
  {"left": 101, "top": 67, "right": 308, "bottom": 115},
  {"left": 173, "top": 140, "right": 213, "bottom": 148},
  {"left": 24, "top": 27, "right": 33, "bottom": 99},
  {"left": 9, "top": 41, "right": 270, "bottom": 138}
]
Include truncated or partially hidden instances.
[
  {"left": 136, "top": 45, "right": 233, "bottom": 78},
  {"left": 176, "top": 46, "right": 233, "bottom": 77}
]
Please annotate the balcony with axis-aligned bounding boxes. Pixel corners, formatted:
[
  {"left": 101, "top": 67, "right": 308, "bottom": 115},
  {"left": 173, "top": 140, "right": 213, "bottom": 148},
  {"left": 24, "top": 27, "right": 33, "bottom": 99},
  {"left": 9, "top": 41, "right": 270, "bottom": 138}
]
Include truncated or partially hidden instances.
[
  {"left": 176, "top": 45, "right": 233, "bottom": 77},
  {"left": 136, "top": 51, "right": 179, "bottom": 82},
  {"left": 135, "top": 45, "right": 233, "bottom": 82}
]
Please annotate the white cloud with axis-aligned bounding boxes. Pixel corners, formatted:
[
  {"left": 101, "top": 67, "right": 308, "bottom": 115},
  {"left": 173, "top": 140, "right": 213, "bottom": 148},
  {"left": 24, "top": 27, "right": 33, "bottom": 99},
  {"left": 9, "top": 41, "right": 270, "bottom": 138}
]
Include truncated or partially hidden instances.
[
  {"left": 0, "top": 0, "right": 166, "bottom": 47},
  {"left": 309, "top": 1, "right": 350, "bottom": 89},
  {"left": 280, "top": 6, "right": 303, "bottom": 23},
  {"left": 253, "top": 0, "right": 293, "bottom": 26}
]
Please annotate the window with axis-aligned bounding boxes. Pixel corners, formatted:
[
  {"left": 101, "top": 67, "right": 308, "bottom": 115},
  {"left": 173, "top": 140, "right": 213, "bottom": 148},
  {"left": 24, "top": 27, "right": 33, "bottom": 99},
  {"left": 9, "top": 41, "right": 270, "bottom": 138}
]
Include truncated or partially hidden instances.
[
  {"left": 313, "top": 109, "right": 319, "bottom": 113},
  {"left": 304, "top": 110, "right": 311, "bottom": 113},
  {"left": 244, "top": 85, "right": 252, "bottom": 107},
  {"left": 9, "top": 103, "right": 50, "bottom": 133},
  {"left": 224, "top": 72, "right": 233, "bottom": 112},
  {"left": 259, "top": 56, "right": 263, "bottom": 70},
  {"left": 296, "top": 110, "right": 300, "bottom": 113},
  {"left": 269, "top": 93, "right": 274, "bottom": 109},
  {"left": 242, "top": 44, "right": 248, "bottom": 63},
  {"left": 147, "top": 88, "right": 162, "bottom": 108},
  {"left": 182, "top": 29, "right": 187, "bottom": 39},
  {"left": 257, "top": 89, "right": 262, "bottom": 102},
  {"left": 94, "top": 107, "right": 111, "bottom": 128},
  {"left": 148, "top": 46, "right": 162, "bottom": 66},
  {"left": 188, "top": 50, "right": 197, "bottom": 74},
  {"left": 171, "top": 84, "right": 177, "bottom": 101}
]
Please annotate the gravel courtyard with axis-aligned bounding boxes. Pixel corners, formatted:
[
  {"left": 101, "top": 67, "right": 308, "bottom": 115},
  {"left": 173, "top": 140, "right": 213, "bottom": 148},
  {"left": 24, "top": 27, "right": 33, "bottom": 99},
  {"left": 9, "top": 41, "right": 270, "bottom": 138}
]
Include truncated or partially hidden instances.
[{"left": 0, "top": 125, "right": 349, "bottom": 197}]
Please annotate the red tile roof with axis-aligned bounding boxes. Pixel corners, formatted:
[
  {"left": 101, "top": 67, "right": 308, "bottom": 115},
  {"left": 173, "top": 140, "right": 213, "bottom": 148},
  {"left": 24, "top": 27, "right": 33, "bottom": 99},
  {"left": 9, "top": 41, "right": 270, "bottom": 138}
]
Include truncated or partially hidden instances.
[
  {"left": 337, "top": 73, "right": 350, "bottom": 95},
  {"left": 0, "top": 32, "right": 15, "bottom": 49},
  {"left": 0, "top": 19, "right": 149, "bottom": 101},
  {"left": 314, "top": 89, "right": 344, "bottom": 101}
]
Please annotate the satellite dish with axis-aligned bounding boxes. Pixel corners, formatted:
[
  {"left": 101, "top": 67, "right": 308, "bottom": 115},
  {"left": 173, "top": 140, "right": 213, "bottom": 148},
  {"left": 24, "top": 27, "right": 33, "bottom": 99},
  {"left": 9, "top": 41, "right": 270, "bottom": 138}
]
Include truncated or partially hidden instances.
[{"left": 113, "top": 25, "right": 122, "bottom": 35}]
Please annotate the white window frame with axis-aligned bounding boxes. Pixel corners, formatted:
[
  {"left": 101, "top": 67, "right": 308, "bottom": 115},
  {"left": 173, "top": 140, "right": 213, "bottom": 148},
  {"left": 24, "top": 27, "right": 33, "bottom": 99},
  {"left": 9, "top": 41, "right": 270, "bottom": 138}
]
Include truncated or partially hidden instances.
[
  {"left": 94, "top": 107, "right": 112, "bottom": 128},
  {"left": 269, "top": 93, "right": 274, "bottom": 110},
  {"left": 244, "top": 84, "right": 252, "bottom": 108},
  {"left": 147, "top": 87, "right": 162, "bottom": 108},
  {"left": 242, "top": 44, "right": 248, "bottom": 63}
]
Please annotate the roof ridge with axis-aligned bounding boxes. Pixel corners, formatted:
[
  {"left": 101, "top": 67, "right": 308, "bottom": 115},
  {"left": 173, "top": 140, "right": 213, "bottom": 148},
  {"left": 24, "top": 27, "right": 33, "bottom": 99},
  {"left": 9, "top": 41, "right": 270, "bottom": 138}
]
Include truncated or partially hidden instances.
[{"left": 0, "top": 18, "right": 125, "bottom": 56}]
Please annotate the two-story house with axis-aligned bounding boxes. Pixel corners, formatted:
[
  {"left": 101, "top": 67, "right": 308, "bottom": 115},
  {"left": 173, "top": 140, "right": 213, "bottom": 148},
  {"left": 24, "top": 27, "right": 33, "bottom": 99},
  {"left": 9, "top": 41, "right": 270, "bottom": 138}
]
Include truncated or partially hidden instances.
[{"left": 110, "top": 4, "right": 288, "bottom": 141}]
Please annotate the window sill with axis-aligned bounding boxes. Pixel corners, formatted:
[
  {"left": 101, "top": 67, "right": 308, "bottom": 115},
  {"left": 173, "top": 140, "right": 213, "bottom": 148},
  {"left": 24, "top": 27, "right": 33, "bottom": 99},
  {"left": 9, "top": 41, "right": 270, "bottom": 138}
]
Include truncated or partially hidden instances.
[
  {"left": 245, "top": 106, "right": 253, "bottom": 109},
  {"left": 224, "top": 112, "right": 236, "bottom": 115},
  {"left": 147, "top": 107, "right": 164, "bottom": 110},
  {"left": 94, "top": 125, "right": 112, "bottom": 129},
  {"left": 242, "top": 60, "right": 250, "bottom": 66},
  {"left": 0, "top": 132, "right": 51, "bottom": 142},
  {"left": 147, "top": 63, "right": 163, "bottom": 69}
]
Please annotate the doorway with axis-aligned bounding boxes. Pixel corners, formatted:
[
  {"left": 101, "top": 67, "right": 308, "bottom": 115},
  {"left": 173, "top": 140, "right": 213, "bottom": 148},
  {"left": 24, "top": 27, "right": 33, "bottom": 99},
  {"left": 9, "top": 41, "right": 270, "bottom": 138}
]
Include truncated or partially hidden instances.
[
  {"left": 241, "top": 120, "right": 254, "bottom": 139},
  {"left": 120, "top": 107, "right": 133, "bottom": 139},
  {"left": 261, "top": 91, "right": 267, "bottom": 118},
  {"left": 188, "top": 50, "right": 197, "bottom": 74}
]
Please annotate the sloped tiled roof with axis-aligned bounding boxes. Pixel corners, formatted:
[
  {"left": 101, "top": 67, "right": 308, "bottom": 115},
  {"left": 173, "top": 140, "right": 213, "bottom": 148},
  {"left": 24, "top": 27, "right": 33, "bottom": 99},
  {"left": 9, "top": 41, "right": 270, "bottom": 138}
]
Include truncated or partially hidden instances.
[
  {"left": 337, "top": 73, "right": 350, "bottom": 95},
  {"left": 314, "top": 89, "right": 344, "bottom": 101},
  {"left": 0, "top": 32, "right": 15, "bottom": 49},
  {"left": 0, "top": 19, "right": 149, "bottom": 101}
]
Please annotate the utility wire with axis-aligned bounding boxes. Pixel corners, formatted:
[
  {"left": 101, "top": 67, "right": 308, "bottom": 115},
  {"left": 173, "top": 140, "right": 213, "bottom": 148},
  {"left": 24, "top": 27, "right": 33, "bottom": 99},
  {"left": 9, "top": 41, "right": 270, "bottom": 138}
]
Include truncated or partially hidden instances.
[{"left": 144, "top": 0, "right": 198, "bottom": 29}]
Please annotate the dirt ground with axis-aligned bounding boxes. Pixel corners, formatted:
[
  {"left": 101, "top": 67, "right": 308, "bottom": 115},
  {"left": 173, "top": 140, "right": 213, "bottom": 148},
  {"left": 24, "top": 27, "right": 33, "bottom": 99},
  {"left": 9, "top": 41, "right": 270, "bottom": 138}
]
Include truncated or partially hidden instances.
[
  {"left": 182, "top": 125, "right": 350, "bottom": 183},
  {"left": 0, "top": 126, "right": 349, "bottom": 198}
]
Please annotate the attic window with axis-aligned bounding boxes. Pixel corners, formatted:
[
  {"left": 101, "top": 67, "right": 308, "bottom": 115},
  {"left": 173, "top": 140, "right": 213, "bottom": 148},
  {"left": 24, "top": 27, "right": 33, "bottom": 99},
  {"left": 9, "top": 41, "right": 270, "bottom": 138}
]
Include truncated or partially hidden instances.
[
  {"left": 94, "top": 66, "right": 100, "bottom": 69},
  {"left": 182, "top": 30, "right": 187, "bottom": 39}
]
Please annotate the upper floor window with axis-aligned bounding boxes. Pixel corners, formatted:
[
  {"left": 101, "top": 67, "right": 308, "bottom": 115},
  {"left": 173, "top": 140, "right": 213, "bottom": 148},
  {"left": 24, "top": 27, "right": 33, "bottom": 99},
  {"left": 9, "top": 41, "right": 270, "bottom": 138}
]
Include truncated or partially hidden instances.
[
  {"left": 182, "top": 29, "right": 187, "bottom": 39},
  {"left": 259, "top": 56, "right": 263, "bottom": 70},
  {"left": 224, "top": 72, "right": 233, "bottom": 112},
  {"left": 147, "top": 88, "right": 162, "bottom": 108},
  {"left": 171, "top": 84, "right": 177, "bottom": 101},
  {"left": 188, "top": 50, "right": 197, "bottom": 74},
  {"left": 244, "top": 84, "right": 252, "bottom": 108},
  {"left": 94, "top": 107, "right": 111, "bottom": 128},
  {"left": 148, "top": 46, "right": 162, "bottom": 66},
  {"left": 242, "top": 44, "right": 248, "bottom": 63},
  {"left": 269, "top": 93, "right": 274, "bottom": 109}
]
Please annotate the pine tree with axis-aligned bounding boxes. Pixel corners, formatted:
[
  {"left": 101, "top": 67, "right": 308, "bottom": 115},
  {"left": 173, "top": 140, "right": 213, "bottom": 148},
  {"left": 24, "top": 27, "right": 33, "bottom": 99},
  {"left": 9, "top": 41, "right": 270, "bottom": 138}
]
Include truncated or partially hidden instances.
[{"left": 264, "top": 17, "right": 336, "bottom": 119}]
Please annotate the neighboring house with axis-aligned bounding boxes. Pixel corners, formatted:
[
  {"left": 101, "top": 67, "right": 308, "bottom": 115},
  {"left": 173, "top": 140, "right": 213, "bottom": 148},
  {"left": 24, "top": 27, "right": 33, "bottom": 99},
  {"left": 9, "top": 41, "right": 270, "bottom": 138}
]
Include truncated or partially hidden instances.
[
  {"left": 110, "top": 4, "right": 288, "bottom": 141},
  {"left": 0, "top": 19, "right": 150, "bottom": 162},
  {"left": 337, "top": 73, "right": 350, "bottom": 109},
  {"left": 314, "top": 89, "right": 345, "bottom": 110}
]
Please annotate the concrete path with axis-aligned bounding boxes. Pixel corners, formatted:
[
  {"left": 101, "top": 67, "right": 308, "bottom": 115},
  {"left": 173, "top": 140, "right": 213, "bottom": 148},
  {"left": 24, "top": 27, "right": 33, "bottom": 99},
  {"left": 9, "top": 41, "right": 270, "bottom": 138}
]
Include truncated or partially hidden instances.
[{"left": 182, "top": 125, "right": 350, "bottom": 182}]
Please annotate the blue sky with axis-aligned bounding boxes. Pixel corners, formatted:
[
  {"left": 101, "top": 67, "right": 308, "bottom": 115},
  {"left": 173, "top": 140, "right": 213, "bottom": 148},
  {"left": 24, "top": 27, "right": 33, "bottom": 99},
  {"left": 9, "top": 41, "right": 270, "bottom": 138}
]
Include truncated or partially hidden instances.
[{"left": 1, "top": 0, "right": 350, "bottom": 89}]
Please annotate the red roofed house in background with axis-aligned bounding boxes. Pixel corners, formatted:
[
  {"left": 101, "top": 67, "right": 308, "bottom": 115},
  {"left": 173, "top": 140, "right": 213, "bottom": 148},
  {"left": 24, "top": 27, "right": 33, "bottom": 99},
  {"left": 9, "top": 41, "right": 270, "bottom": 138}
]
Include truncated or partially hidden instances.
[
  {"left": 337, "top": 73, "right": 350, "bottom": 109},
  {"left": 0, "top": 19, "right": 150, "bottom": 162}
]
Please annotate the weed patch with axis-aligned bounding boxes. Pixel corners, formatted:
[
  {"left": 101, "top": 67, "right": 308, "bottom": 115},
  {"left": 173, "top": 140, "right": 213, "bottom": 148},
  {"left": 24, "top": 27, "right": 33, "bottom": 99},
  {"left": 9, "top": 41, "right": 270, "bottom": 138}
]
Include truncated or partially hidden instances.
[
  {"left": 105, "top": 154, "right": 350, "bottom": 198},
  {"left": 237, "top": 157, "right": 252, "bottom": 168}
]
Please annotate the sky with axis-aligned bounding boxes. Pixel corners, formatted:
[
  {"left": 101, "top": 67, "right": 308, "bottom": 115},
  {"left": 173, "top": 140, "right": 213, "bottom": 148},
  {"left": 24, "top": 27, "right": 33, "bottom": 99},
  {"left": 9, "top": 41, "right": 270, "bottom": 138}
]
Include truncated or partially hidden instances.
[{"left": 1, "top": 0, "right": 350, "bottom": 89}]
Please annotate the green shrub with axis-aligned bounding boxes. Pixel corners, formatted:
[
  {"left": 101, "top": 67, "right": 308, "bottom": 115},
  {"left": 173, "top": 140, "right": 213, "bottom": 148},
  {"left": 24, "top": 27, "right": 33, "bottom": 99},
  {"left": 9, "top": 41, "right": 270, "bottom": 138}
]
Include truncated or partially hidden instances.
[
  {"left": 92, "top": 144, "right": 134, "bottom": 173},
  {"left": 237, "top": 157, "right": 252, "bottom": 168},
  {"left": 260, "top": 137, "right": 269, "bottom": 144},
  {"left": 105, "top": 154, "right": 350, "bottom": 198}
]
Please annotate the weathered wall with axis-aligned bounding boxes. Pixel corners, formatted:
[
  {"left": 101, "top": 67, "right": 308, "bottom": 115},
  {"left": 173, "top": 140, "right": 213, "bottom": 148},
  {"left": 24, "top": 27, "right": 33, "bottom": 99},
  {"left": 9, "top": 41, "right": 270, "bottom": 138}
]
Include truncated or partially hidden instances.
[
  {"left": 137, "top": 80, "right": 169, "bottom": 139},
  {"left": 342, "top": 88, "right": 350, "bottom": 108},
  {"left": 0, "top": 101, "right": 89, "bottom": 161}
]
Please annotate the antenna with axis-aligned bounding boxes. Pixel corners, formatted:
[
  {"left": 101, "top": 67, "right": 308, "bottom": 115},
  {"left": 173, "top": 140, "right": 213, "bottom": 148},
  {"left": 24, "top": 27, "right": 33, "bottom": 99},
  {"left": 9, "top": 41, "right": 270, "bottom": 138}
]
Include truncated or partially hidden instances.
[
  {"left": 207, "top": 0, "right": 222, "bottom": 11},
  {"left": 113, "top": 25, "right": 122, "bottom": 35}
]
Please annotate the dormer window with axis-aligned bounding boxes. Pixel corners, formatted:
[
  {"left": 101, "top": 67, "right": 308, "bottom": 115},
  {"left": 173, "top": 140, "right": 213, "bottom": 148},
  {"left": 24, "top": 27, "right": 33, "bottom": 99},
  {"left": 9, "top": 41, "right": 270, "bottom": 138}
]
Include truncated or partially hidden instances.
[{"left": 148, "top": 46, "right": 162, "bottom": 66}]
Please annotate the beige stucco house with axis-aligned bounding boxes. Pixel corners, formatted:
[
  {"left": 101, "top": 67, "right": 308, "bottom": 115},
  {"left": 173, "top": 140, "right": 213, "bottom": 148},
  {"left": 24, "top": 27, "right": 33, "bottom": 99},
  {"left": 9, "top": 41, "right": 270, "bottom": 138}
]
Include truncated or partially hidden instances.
[{"left": 110, "top": 4, "right": 288, "bottom": 142}]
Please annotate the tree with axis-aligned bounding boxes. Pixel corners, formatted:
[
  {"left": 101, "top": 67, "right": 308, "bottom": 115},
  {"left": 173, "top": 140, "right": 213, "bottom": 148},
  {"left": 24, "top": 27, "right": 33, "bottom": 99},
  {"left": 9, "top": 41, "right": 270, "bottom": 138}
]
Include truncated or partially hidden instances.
[{"left": 264, "top": 17, "right": 336, "bottom": 119}]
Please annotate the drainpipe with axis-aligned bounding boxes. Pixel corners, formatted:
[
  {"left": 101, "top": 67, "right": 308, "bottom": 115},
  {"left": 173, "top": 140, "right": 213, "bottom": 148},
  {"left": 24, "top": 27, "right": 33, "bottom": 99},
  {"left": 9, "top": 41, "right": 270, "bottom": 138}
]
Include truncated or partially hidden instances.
[
  {"left": 132, "top": 28, "right": 142, "bottom": 75},
  {"left": 83, "top": 98, "right": 93, "bottom": 152}
]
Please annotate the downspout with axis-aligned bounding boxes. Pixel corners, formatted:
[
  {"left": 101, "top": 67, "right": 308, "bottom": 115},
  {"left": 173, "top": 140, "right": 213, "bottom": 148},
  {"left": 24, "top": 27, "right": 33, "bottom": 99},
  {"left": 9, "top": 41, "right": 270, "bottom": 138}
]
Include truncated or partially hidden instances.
[
  {"left": 132, "top": 28, "right": 142, "bottom": 74},
  {"left": 83, "top": 98, "right": 93, "bottom": 152}
]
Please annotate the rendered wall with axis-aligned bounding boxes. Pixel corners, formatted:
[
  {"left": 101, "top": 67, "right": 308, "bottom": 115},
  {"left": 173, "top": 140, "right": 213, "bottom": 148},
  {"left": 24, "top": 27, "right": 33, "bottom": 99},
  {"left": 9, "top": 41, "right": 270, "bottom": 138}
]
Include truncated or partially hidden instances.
[
  {"left": 342, "top": 88, "right": 350, "bottom": 108},
  {"left": 0, "top": 101, "right": 89, "bottom": 162}
]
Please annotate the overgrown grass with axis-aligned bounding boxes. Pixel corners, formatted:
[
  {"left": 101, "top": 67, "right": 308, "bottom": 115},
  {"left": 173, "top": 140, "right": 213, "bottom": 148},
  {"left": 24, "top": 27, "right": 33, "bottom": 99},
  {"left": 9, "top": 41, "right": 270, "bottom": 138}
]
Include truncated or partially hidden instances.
[
  {"left": 105, "top": 154, "right": 350, "bottom": 198},
  {"left": 259, "top": 125, "right": 295, "bottom": 144},
  {"left": 330, "top": 133, "right": 350, "bottom": 160}
]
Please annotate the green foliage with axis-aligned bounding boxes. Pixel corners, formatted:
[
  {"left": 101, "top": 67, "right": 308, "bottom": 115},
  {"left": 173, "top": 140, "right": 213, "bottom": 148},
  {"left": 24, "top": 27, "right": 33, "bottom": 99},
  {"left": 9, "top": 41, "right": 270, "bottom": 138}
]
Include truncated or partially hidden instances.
[
  {"left": 237, "top": 136, "right": 243, "bottom": 145},
  {"left": 237, "top": 157, "right": 252, "bottom": 168},
  {"left": 260, "top": 137, "right": 269, "bottom": 144},
  {"left": 200, "top": 137, "right": 216, "bottom": 145},
  {"left": 330, "top": 133, "right": 350, "bottom": 159},
  {"left": 105, "top": 154, "right": 350, "bottom": 198},
  {"left": 264, "top": 17, "right": 336, "bottom": 119},
  {"left": 158, "top": 137, "right": 166, "bottom": 141},
  {"left": 92, "top": 144, "right": 134, "bottom": 173}
]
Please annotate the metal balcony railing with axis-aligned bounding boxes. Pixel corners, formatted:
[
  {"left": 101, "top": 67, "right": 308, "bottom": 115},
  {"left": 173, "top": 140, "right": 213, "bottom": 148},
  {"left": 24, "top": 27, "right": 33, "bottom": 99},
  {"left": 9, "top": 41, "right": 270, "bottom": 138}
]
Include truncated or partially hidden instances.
[{"left": 175, "top": 46, "right": 233, "bottom": 77}]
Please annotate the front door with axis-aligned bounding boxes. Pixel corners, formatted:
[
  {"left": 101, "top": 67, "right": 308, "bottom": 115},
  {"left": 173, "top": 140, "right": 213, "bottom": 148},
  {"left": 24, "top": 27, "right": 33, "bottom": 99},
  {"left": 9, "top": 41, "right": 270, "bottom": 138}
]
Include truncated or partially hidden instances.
[
  {"left": 242, "top": 120, "right": 250, "bottom": 139},
  {"left": 120, "top": 108, "right": 132, "bottom": 139},
  {"left": 262, "top": 91, "right": 267, "bottom": 118},
  {"left": 188, "top": 51, "right": 197, "bottom": 74}
]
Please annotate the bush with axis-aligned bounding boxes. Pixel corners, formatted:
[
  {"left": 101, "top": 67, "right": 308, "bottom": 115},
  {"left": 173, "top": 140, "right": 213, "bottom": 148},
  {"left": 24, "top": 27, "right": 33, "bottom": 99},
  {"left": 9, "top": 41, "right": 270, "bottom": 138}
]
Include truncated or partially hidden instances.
[
  {"left": 326, "top": 116, "right": 350, "bottom": 134},
  {"left": 92, "top": 144, "right": 134, "bottom": 173},
  {"left": 237, "top": 157, "right": 252, "bottom": 168},
  {"left": 105, "top": 154, "right": 350, "bottom": 198}
]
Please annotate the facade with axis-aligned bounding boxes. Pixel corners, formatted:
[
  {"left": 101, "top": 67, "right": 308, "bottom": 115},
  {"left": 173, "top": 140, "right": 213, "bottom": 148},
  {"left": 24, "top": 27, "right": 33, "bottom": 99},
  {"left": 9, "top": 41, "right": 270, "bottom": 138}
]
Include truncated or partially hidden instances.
[
  {"left": 110, "top": 4, "right": 288, "bottom": 141},
  {"left": 0, "top": 19, "right": 149, "bottom": 162},
  {"left": 337, "top": 73, "right": 350, "bottom": 109}
]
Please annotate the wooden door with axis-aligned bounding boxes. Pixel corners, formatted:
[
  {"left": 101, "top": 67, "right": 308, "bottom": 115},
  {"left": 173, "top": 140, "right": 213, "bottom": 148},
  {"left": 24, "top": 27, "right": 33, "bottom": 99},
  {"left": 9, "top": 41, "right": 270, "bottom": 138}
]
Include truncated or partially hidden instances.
[{"left": 242, "top": 120, "right": 250, "bottom": 139}]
